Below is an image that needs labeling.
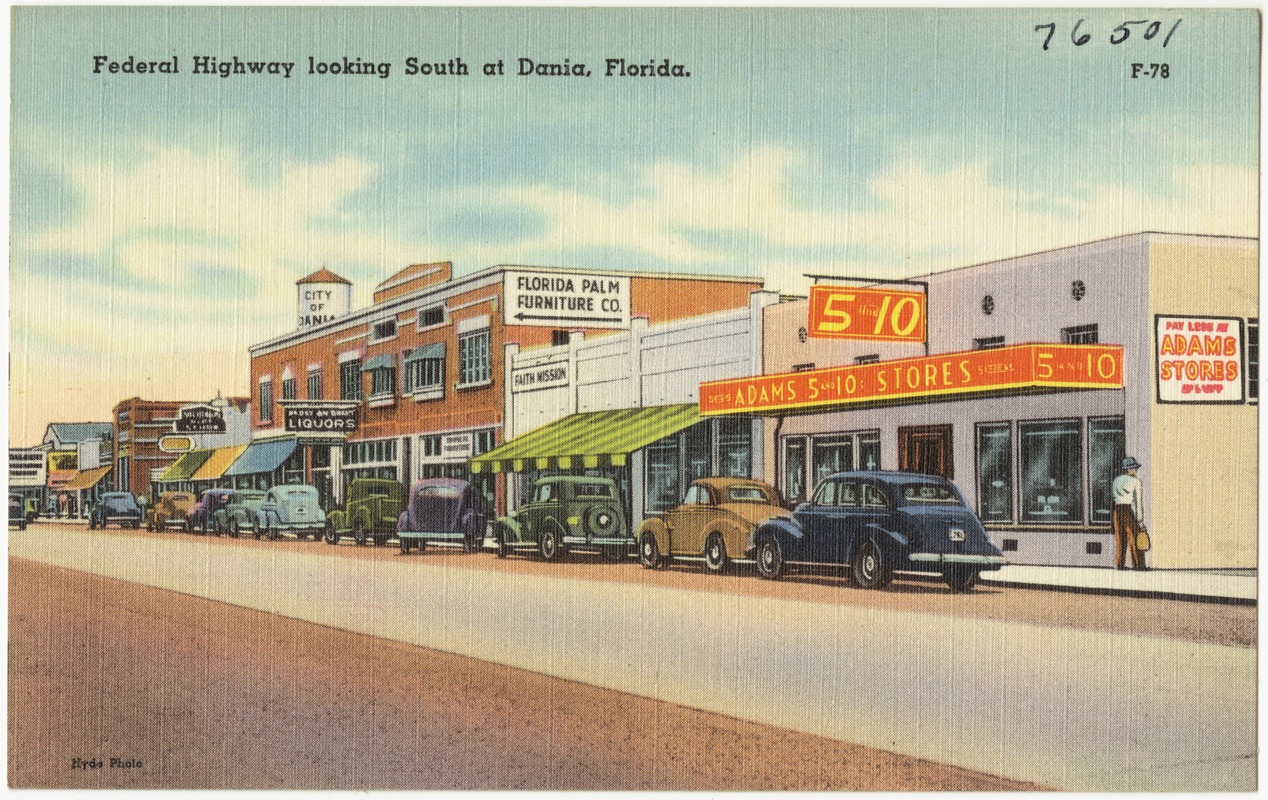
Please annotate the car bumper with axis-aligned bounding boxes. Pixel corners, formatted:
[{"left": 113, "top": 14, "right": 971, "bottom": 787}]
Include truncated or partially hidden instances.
[
  {"left": 398, "top": 530, "right": 465, "bottom": 541},
  {"left": 563, "top": 535, "right": 631, "bottom": 546},
  {"left": 908, "top": 552, "right": 1007, "bottom": 571}
]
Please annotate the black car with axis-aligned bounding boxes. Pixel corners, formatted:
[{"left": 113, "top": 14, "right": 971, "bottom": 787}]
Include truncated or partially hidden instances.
[
  {"left": 89, "top": 492, "right": 144, "bottom": 530},
  {"left": 751, "top": 471, "right": 1006, "bottom": 591},
  {"left": 9, "top": 495, "right": 27, "bottom": 530},
  {"left": 396, "top": 478, "right": 486, "bottom": 554}
]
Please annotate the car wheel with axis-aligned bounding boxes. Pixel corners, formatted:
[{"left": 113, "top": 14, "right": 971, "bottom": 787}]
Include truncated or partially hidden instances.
[
  {"left": 463, "top": 520, "right": 482, "bottom": 554},
  {"left": 755, "top": 536, "right": 784, "bottom": 580},
  {"left": 538, "top": 524, "right": 563, "bottom": 562},
  {"left": 495, "top": 525, "right": 509, "bottom": 559},
  {"left": 944, "top": 568, "right": 980, "bottom": 593},
  {"left": 703, "top": 532, "right": 729, "bottom": 574},
  {"left": 852, "top": 540, "right": 893, "bottom": 589},
  {"left": 229, "top": 519, "right": 240, "bottom": 539},
  {"left": 400, "top": 536, "right": 412, "bottom": 555},
  {"left": 324, "top": 520, "right": 338, "bottom": 545},
  {"left": 251, "top": 517, "right": 262, "bottom": 540},
  {"left": 638, "top": 532, "right": 662, "bottom": 570},
  {"left": 353, "top": 519, "right": 368, "bottom": 546}
]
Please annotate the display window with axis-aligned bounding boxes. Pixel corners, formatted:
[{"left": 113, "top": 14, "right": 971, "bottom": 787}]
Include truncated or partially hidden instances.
[
  {"left": 975, "top": 422, "right": 1013, "bottom": 523},
  {"left": 643, "top": 419, "right": 756, "bottom": 513},
  {"left": 1088, "top": 417, "right": 1126, "bottom": 525},
  {"left": 781, "top": 429, "right": 880, "bottom": 507},
  {"left": 1019, "top": 420, "right": 1083, "bottom": 524}
]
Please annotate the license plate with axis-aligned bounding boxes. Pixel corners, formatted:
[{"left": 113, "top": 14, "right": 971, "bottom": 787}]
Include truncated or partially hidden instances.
[{"left": 949, "top": 528, "right": 966, "bottom": 542}]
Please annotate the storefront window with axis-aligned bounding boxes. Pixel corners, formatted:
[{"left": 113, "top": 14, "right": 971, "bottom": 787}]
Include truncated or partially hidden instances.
[
  {"left": 976, "top": 422, "right": 1013, "bottom": 523},
  {"left": 857, "top": 431, "right": 881, "bottom": 471},
  {"left": 683, "top": 422, "right": 712, "bottom": 486},
  {"left": 717, "top": 418, "right": 751, "bottom": 477},
  {"left": 645, "top": 439, "right": 680, "bottom": 513},
  {"left": 1088, "top": 416, "right": 1125, "bottom": 525},
  {"left": 1019, "top": 420, "right": 1083, "bottom": 524},
  {"left": 783, "top": 438, "right": 807, "bottom": 503},
  {"left": 813, "top": 437, "right": 853, "bottom": 484}
]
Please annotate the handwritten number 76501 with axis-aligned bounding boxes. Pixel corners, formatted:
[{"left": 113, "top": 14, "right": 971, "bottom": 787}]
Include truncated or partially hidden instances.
[{"left": 1034, "top": 19, "right": 1181, "bottom": 50}]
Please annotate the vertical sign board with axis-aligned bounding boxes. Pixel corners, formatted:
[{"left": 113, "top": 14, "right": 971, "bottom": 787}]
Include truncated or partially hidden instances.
[
  {"left": 807, "top": 285, "right": 927, "bottom": 342},
  {"left": 1155, "top": 315, "right": 1245, "bottom": 403},
  {"left": 503, "top": 270, "right": 631, "bottom": 329}
]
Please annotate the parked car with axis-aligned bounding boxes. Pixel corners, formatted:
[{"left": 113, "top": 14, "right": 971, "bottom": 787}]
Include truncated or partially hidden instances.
[
  {"left": 637, "top": 478, "right": 787, "bottom": 573},
  {"left": 396, "top": 478, "right": 486, "bottom": 554},
  {"left": 89, "top": 492, "right": 144, "bottom": 530},
  {"left": 9, "top": 495, "right": 27, "bottom": 530},
  {"left": 750, "top": 471, "right": 1005, "bottom": 591},
  {"left": 253, "top": 484, "right": 326, "bottom": 541},
  {"left": 187, "top": 489, "right": 234, "bottom": 535},
  {"left": 326, "top": 477, "right": 406, "bottom": 546},
  {"left": 492, "top": 476, "right": 630, "bottom": 562},
  {"left": 211, "top": 490, "right": 267, "bottom": 538},
  {"left": 147, "top": 491, "right": 196, "bottom": 532}
]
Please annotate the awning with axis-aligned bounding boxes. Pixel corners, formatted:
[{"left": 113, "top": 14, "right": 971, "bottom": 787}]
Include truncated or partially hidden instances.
[
  {"left": 224, "top": 437, "right": 298, "bottom": 477},
  {"left": 404, "top": 342, "right": 445, "bottom": 363},
  {"left": 362, "top": 354, "right": 393, "bottom": 371},
  {"left": 61, "top": 465, "right": 112, "bottom": 491},
  {"left": 191, "top": 445, "right": 249, "bottom": 481},
  {"left": 470, "top": 403, "right": 701, "bottom": 474},
  {"left": 159, "top": 449, "right": 215, "bottom": 482}
]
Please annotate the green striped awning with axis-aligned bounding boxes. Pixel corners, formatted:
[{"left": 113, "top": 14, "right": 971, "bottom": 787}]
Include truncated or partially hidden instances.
[
  {"left": 158, "top": 448, "right": 215, "bottom": 482},
  {"left": 470, "top": 403, "right": 701, "bottom": 474}
]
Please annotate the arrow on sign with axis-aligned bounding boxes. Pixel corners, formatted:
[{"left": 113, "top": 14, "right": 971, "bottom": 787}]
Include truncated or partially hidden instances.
[{"left": 514, "top": 313, "right": 625, "bottom": 324}]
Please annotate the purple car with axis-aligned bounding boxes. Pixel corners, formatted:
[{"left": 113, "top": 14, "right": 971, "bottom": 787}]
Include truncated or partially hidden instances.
[{"left": 396, "top": 478, "right": 486, "bottom": 555}]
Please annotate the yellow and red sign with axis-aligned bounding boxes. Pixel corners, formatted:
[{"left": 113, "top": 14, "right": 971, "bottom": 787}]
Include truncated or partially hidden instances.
[
  {"left": 807, "top": 285, "right": 927, "bottom": 342},
  {"left": 700, "top": 343, "right": 1123, "bottom": 415}
]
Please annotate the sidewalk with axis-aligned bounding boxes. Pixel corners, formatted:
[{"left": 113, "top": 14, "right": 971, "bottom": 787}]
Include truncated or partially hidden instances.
[
  {"left": 981, "top": 563, "right": 1257, "bottom": 604},
  {"left": 28, "top": 517, "right": 1258, "bottom": 604}
]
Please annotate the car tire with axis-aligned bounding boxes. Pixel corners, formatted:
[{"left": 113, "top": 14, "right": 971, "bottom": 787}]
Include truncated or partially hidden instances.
[
  {"left": 638, "top": 532, "right": 662, "bottom": 570},
  {"left": 463, "top": 520, "right": 482, "bottom": 554},
  {"left": 400, "top": 537, "right": 412, "bottom": 555},
  {"left": 324, "top": 520, "right": 339, "bottom": 545},
  {"left": 852, "top": 540, "right": 893, "bottom": 589},
  {"left": 703, "top": 532, "right": 729, "bottom": 574},
  {"left": 353, "top": 519, "right": 368, "bottom": 546},
  {"left": 944, "top": 568, "right": 979, "bottom": 593},
  {"left": 538, "top": 524, "right": 563, "bottom": 562},
  {"left": 755, "top": 536, "right": 784, "bottom": 580},
  {"left": 229, "top": 519, "right": 240, "bottom": 539}
]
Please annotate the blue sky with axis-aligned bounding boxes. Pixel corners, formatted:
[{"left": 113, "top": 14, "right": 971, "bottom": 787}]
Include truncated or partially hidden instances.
[{"left": 8, "top": 7, "right": 1259, "bottom": 444}]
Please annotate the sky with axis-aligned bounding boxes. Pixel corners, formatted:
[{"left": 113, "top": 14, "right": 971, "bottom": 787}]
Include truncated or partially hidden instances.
[{"left": 8, "top": 6, "right": 1260, "bottom": 446}]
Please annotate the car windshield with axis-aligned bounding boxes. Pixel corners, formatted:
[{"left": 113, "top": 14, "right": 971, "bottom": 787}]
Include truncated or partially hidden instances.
[
  {"left": 899, "top": 482, "right": 963, "bottom": 505},
  {"left": 421, "top": 486, "right": 461, "bottom": 499},
  {"left": 727, "top": 485, "right": 776, "bottom": 503},
  {"left": 103, "top": 495, "right": 136, "bottom": 512}
]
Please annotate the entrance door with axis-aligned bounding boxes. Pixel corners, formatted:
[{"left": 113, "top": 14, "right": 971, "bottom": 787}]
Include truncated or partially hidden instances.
[{"left": 898, "top": 425, "right": 954, "bottom": 478}]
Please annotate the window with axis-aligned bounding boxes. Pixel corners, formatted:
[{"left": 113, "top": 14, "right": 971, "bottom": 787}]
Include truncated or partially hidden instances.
[
  {"left": 368, "top": 359, "right": 396, "bottom": 399},
  {"left": 404, "top": 344, "right": 446, "bottom": 400},
  {"left": 974, "top": 336, "right": 1005, "bottom": 350},
  {"left": 783, "top": 438, "right": 808, "bottom": 503},
  {"left": 813, "top": 437, "right": 853, "bottom": 483},
  {"left": 861, "top": 483, "right": 888, "bottom": 508},
  {"left": 1248, "top": 318, "right": 1258, "bottom": 402},
  {"left": 1062, "top": 324, "right": 1099, "bottom": 344},
  {"left": 418, "top": 306, "right": 446, "bottom": 329},
  {"left": 854, "top": 354, "right": 880, "bottom": 365},
  {"left": 552, "top": 329, "right": 570, "bottom": 347},
  {"left": 1088, "top": 417, "right": 1125, "bottom": 525},
  {"left": 811, "top": 479, "right": 839, "bottom": 506},
  {"left": 792, "top": 363, "right": 816, "bottom": 372},
  {"left": 716, "top": 418, "right": 752, "bottom": 478},
  {"left": 1019, "top": 420, "right": 1082, "bottom": 524},
  {"left": 307, "top": 368, "right": 323, "bottom": 400},
  {"left": 258, "top": 380, "right": 274, "bottom": 423},
  {"left": 645, "top": 438, "right": 679, "bottom": 513},
  {"left": 340, "top": 359, "right": 362, "bottom": 401},
  {"left": 976, "top": 423, "right": 1013, "bottom": 523},
  {"left": 856, "top": 431, "right": 881, "bottom": 471},
  {"left": 281, "top": 377, "right": 297, "bottom": 401},
  {"left": 458, "top": 328, "right": 492, "bottom": 387},
  {"left": 371, "top": 318, "right": 398, "bottom": 342}
]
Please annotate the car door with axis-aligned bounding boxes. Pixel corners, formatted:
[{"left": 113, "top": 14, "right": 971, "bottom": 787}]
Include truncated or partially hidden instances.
[
  {"left": 845, "top": 480, "right": 893, "bottom": 563},
  {"left": 799, "top": 478, "right": 846, "bottom": 563},
  {"left": 667, "top": 483, "right": 714, "bottom": 556}
]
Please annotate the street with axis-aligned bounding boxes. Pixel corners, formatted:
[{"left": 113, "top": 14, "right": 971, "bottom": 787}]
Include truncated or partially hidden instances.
[{"left": 9, "top": 522, "right": 1257, "bottom": 790}]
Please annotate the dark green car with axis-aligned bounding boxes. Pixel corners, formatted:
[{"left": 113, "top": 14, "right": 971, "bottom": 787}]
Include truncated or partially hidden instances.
[
  {"left": 325, "top": 477, "right": 406, "bottom": 546},
  {"left": 493, "top": 476, "right": 631, "bottom": 562}
]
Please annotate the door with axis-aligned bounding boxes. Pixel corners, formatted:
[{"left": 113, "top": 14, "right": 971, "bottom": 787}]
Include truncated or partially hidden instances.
[{"left": 898, "top": 425, "right": 954, "bottom": 478}]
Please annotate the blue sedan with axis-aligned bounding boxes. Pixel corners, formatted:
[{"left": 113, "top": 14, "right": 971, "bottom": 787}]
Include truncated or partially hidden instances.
[{"left": 752, "top": 471, "right": 1006, "bottom": 592}]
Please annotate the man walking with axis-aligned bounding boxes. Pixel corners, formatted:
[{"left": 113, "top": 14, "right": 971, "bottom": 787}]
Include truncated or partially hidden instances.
[{"left": 1112, "top": 457, "right": 1148, "bottom": 571}]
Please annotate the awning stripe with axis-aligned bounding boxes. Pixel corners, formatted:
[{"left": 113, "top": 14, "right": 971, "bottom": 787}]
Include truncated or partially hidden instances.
[
  {"left": 223, "top": 437, "right": 298, "bottom": 477},
  {"left": 159, "top": 449, "right": 215, "bottom": 482},
  {"left": 470, "top": 404, "right": 701, "bottom": 473},
  {"left": 191, "top": 445, "right": 249, "bottom": 481}
]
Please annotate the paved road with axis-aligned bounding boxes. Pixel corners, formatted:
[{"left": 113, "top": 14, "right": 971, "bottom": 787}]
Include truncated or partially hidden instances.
[{"left": 10, "top": 526, "right": 1256, "bottom": 790}]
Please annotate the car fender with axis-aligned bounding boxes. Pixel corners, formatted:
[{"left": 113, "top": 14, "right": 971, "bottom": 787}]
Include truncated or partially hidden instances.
[
  {"left": 753, "top": 515, "right": 802, "bottom": 553},
  {"left": 395, "top": 510, "right": 409, "bottom": 533},
  {"left": 705, "top": 518, "right": 749, "bottom": 558},
  {"left": 859, "top": 523, "right": 907, "bottom": 562},
  {"left": 494, "top": 515, "right": 523, "bottom": 543},
  {"left": 327, "top": 509, "right": 347, "bottom": 532},
  {"left": 636, "top": 516, "right": 669, "bottom": 553}
]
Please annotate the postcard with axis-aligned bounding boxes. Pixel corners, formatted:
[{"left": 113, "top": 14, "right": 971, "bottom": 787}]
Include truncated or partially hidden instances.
[{"left": 7, "top": 6, "right": 1259, "bottom": 792}]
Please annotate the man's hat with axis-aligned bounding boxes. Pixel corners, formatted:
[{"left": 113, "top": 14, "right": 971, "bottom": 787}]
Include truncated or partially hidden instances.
[{"left": 1123, "top": 457, "right": 1142, "bottom": 470}]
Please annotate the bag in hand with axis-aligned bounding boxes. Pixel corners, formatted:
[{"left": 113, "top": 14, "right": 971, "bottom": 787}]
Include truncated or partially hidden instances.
[{"left": 1136, "top": 526, "right": 1151, "bottom": 552}]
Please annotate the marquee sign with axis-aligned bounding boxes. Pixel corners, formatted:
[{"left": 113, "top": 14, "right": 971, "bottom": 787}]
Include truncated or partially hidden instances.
[
  {"left": 807, "top": 285, "right": 927, "bottom": 342},
  {"left": 1155, "top": 315, "right": 1244, "bottom": 404},
  {"left": 700, "top": 343, "right": 1124, "bottom": 415}
]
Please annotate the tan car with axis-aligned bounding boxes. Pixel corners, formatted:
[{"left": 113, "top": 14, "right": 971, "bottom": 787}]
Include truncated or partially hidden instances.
[{"left": 637, "top": 477, "right": 787, "bottom": 574}]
